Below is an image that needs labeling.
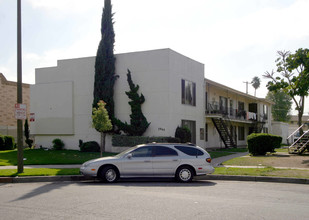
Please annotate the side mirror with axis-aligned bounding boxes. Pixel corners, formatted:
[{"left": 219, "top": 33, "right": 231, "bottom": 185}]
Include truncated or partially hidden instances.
[{"left": 126, "top": 153, "right": 132, "bottom": 159}]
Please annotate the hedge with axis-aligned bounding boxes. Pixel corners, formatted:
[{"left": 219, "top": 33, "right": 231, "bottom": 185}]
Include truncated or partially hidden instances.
[
  {"left": 79, "top": 141, "right": 100, "bottom": 152},
  {"left": 247, "top": 133, "right": 282, "bottom": 156},
  {"left": 112, "top": 135, "right": 180, "bottom": 147},
  {"left": 0, "top": 134, "right": 15, "bottom": 151}
]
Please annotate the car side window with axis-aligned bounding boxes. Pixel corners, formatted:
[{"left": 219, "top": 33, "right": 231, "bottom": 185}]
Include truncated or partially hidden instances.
[
  {"left": 175, "top": 146, "right": 204, "bottom": 156},
  {"left": 131, "top": 146, "right": 153, "bottom": 157},
  {"left": 154, "top": 146, "right": 178, "bottom": 157}
]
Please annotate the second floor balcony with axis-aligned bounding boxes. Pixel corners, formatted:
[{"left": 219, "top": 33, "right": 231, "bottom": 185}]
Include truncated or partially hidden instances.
[{"left": 206, "top": 102, "right": 267, "bottom": 123}]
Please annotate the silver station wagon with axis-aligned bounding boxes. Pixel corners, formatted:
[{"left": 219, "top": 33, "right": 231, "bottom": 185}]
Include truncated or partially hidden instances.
[{"left": 80, "top": 143, "right": 214, "bottom": 183}]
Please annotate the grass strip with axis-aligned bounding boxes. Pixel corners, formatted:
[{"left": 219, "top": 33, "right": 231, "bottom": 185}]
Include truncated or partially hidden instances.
[
  {"left": 0, "top": 149, "right": 116, "bottom": 166},
  {"left": 214, "top": 167, "right": 309, "bottom": 179},
  {"left": 0, "top": 168, "right": 80, "bottom": 177},
  {"left": 209, "top": 151, "right": 234, "bottom": 159}
]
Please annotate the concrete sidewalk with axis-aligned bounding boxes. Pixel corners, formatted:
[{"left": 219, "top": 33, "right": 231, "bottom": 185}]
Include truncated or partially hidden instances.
[{"left": 211, "top": 152, "right": 248, "bottom": 167}]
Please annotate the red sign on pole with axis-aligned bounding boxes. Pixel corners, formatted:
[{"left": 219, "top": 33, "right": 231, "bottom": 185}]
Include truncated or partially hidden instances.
[
  {"left": 30, "top": 113, "right": 35, "bottom": 122},
  {"left": 15, "top": 103, "right": 27, "bottom": 120}
]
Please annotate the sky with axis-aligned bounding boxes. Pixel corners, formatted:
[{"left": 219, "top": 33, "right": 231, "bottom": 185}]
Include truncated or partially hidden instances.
[{"left": 1, "top": 0, "right": 308, "bottom": 114}]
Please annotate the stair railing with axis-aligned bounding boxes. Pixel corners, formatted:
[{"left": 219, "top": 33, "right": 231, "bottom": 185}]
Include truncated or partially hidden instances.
[
  {"left": 289, "top": 129, "right": 309, "bottom": 151},
  {"left": 286, "top": 119, "right": 309, "bottom": 145}
]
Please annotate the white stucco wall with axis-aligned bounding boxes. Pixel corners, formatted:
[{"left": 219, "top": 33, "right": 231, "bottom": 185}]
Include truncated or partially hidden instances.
[
  {"left": 30, "top": 49, "right": 205, "bottom": 151},
  {"left": 271, "top": 121, "right": 289, "bottom": 144}
]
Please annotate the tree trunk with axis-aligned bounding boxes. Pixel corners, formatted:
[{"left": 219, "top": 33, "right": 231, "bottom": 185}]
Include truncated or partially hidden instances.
[
  {"left": 100, "top": 132, "right": 106, "bottom": 157},
  {"left": 298, "top": 96, "right": 305, "bottom": 135}
]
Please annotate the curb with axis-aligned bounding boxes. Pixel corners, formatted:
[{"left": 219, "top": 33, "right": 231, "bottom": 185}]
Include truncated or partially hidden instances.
[
  {"left": 199, "top": 175, "right": 309, "bottom": 184},
  {"left": 1, "top": 175, "right": 308, "bottom": 184},
  {"left": 0, "top": 175, "right": 93, "bottom": 183}
]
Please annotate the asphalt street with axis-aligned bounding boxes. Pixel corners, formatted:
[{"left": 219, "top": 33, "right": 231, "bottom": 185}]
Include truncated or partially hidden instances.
[{"left": 1, "top": 180, "right": 308, "bottom": 220}]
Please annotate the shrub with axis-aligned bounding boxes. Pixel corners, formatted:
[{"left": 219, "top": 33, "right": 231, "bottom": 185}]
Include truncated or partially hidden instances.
[
  {"left": 247, "top": 133, "right": 282, "bottom": 156},
  {"left": 0, "top": 135, "right": 4, "bottom": 150},
  {"left": 112, "top": 135, "right": 180, "bottom": 147},
  {"left": 0, "top": 135, "right": 15, "bottom": 151},
  {"left": 52, "top": 138, "right": 65, "bottom": 150},
  {"left": 175, "top": 126, "right": 191, "bottom": 143},
  {"left": 79, "top": 141, "right": 100, "bottom": 152}
]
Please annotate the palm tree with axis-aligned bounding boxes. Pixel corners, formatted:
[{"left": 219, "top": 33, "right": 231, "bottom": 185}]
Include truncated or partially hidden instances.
[{"left": 251, "top": 76, "right": 261, "bottom": 97}]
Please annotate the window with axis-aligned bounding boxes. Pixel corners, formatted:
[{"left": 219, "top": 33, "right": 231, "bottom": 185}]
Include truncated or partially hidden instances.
[
  {"left": 238, "top": 126, "right": 245, "bottom": 141},
  {"left": 181, "top": 79, "right": 196, "bottom": 106},
  {"left": 175, "top": 146, "right": 204, "bottom": 156},
  {"left": 154, "top": 146, "right": 178, "bottom": 157},
  {"left": 131, "top": 146, "right": 153, "bottom": 157}
]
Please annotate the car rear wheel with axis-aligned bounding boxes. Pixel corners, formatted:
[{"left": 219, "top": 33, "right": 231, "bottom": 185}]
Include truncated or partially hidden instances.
[
  {"left": 99, "top": 166, "right": 119, "bottom": 183},
  {"left": 176, "top": 166, "right": 194, "bottom": 182}
]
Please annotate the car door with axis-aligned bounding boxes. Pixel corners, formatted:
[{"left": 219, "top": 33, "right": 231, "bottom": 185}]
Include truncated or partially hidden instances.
[
  {"left": 121, "top": 146, "right": 153, "bottom": 177},
  {"left": 152, "top": 146, "right": 180, "bottom": 176}
]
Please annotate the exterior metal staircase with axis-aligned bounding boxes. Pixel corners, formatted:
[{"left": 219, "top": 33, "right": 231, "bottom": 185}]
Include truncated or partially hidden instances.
[
  {"left": 211, "top": 117, "right": 236, "bottom": 148},
  {"left": 250, "top": 114, "right": 266, "bottom": 133},
  {"left": 288, "top": 122, "right": 309, "bottom": 154}
]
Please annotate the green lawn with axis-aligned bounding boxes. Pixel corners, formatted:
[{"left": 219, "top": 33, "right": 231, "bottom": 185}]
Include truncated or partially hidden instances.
[
  {"left": 0, "top": 149, "right": 116, "bottom": 166},
  {"left": 0, "top": 168, "right": 80, "bottom": 177}
]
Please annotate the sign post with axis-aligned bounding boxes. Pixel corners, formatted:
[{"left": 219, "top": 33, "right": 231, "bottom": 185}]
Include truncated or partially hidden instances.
[{"left": 17, "top": 0, "right": 23, "bottom": 173}]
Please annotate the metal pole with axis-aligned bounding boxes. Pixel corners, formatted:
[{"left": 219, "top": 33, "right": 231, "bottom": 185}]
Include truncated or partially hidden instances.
[{"left": 17, "top": 0, "right": 24, "bottom": 173}]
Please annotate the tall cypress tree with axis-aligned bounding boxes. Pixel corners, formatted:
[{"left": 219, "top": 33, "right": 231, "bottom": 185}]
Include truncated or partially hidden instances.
[{"left": 93, "top": 0, "right": 118, "bottom": 125}]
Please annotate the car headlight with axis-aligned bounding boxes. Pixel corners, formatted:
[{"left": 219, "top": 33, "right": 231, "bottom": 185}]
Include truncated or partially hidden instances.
[{"left": 82, "top": 161, "right": 92, "bottom": 168}]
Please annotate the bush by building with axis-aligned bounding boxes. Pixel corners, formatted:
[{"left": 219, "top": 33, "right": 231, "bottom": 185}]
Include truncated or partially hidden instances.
[
  {"left": 175, "top": 126, "right": 191, "bottom": 143},
  {"left": 79, "top": 141, "right": 100, "bottom": 152},
  {"left": 52, "top": 138, "right": 65, "bottom": 150},
  {"left": 0, "top": 134, "right": 15, "bottom": 151},
  {"left": 247, "top": 133, "right": 282, "bottom": 156}
]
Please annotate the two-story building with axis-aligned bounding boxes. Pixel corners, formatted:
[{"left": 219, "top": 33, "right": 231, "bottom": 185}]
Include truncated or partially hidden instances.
[
  {"left": 30, "top": 49, "right": 274, "bottom": 151},
  {"left": 205, "top": 78, "right": 273, "bottom": 148}
]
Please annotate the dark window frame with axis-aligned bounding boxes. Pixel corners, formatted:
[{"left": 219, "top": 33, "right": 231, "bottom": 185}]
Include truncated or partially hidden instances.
[{"left": 181, "top": 79, "right": 196, "bottom": 106}]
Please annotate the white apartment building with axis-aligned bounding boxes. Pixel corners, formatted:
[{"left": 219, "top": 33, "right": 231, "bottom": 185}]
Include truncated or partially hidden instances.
[
  {"left": 30, "top": 48, "right": 274, "bottom": 151},
  {"left": 205, "top": 79, "right": 273, "bottom": 148},
  {"left": 30, "top": 49, "right": 206, "bottom": 151}
]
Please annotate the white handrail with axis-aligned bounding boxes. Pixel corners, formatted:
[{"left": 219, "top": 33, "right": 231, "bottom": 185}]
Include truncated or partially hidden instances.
[
  {"left": 289, "top": 129, "right": 309, "bottom": 148},
  {"left": 287, "top": 124, "right": 305, "bottom": 140}
]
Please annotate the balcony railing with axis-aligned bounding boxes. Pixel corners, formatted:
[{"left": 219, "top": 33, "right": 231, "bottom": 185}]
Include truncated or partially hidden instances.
[{"left": 206, "top": 103, "right": 267, "bottom": 122}]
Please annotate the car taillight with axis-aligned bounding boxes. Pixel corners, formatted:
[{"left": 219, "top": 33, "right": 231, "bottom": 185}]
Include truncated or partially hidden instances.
[{"left": 206, "top": 158, "right": 211, "bottom": 163}]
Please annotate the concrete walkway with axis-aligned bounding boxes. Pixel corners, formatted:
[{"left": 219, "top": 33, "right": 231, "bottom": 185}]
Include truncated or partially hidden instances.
[{"left": 211, "top": 152, "right": 248, "bottom": 167}]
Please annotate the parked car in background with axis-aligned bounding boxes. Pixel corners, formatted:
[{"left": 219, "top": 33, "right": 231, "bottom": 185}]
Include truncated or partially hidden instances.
[{"left": 80, "top": 143, "right": 214, "bottom": 183}]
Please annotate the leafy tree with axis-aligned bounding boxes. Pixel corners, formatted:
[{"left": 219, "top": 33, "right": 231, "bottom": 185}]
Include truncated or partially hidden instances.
[
  {"left": 114, "top": 69, "right": 150, "bottom": 136},
  {"left": 266, "top": 90, "right": 292, "bottom": 122},
  {"left": 263, "top": 48, "right": 309, "bottom": 133},
  {"left": 251, "top": 76, "right": 261, "bottom": 97},
  {"left": 93, "top": 0, "right": 118, "bottom": 128},
  {"left": 92, "top": 101, "right": 113, "bottom": 156},
  {"left": 24, "top": 119, "right": 33, "bottom": 148}
]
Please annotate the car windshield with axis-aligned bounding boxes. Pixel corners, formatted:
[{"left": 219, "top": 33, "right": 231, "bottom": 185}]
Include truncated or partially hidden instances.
[{"left": 114, "top": 146, "right": 139, "bottom": 158}]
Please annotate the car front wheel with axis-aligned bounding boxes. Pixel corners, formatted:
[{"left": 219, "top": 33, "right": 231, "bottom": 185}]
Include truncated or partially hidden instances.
[
  {"left": 99, "top": 166, "right": 119, "bottom": 183},
  {"left": 176, "top": 166, "right": 194, "bottom": 182}
]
